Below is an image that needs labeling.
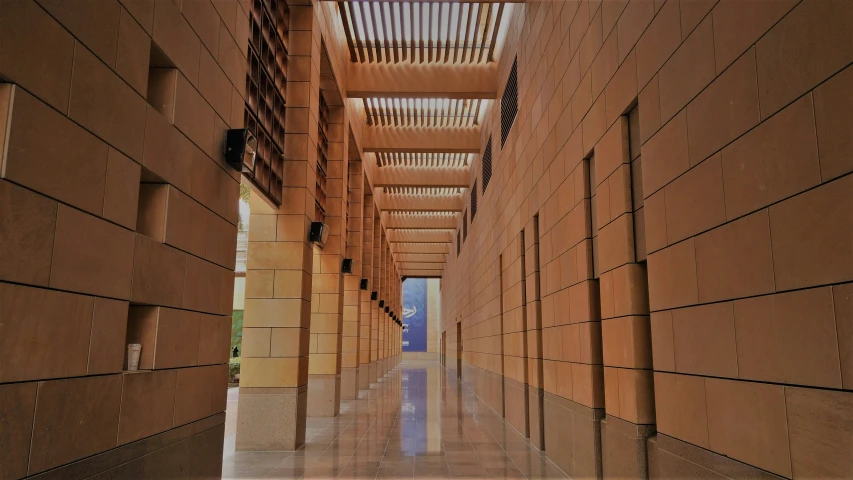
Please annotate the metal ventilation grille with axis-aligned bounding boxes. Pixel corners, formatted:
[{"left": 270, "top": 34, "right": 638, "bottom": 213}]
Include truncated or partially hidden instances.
[
  {"left": 338, "top": 1, "right": 507, "bottom": 64},
  {"left": 316, "top": 92, "right": 329, "bottom": 222},
  {"left": 383, "top": 187, "right": 462, "bottom": 195},
  {"left": 471, "top": 180, "right": 478, "bottom": 220},
  {"left": 364, "top": 98, "right": 485, "bottom": 127},
  {"left": 376, "top": 152, "right": 470, "bottom": 168},
  {"left": 243, "top": 0, "right": 289, "bottom": 205},
  {"left": 482, "top": 136, "right": 492, "bottom": 192},
  {"left": 390, "top": 211, "right": 457, "bottom": 217},
  {"left": 462, "top": 210, "right": 468, "bottom": 241},
  {"left": 394, "top": 228, "right": 455, "bottom": 234},
  {"left": 501, "top": 57, "right": 518, "bottom": 147}
]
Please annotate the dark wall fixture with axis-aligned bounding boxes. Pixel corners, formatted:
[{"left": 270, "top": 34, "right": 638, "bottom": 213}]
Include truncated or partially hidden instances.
[
  {"left": 225, "top": 128, "right": 257, "bottom": 173},
  {"left": 309, "top": 221, "right": 329, "bottom": 247}
]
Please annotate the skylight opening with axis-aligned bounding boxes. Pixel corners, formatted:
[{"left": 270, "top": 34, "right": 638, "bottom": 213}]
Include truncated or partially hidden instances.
[
  {"left": 339, "top": 1, "right": 512, "bottom": 64},
  {"left": 365, "top": 98, "right": 490, "bottom": 127}
]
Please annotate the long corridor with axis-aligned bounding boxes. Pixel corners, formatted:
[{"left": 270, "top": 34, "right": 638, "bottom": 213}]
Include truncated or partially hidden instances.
[{"left": 222, "top": 358, "right": 567, "bottom": 479}]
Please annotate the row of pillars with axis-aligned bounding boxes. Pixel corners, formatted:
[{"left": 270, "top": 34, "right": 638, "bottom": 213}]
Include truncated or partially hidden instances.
[{"left": 233, "top": 4, "right": 403, "bottom": 451}]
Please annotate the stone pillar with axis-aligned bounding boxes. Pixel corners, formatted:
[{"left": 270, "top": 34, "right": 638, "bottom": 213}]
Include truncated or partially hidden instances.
[
  {"left": 392, "top": 264, "right": 399, "bottom": 366},
  {"left": 358, "top": 191, "right": 374, "bottom": 390},
  {"left": 385, "top": 252, "right": 392, "bottom": 373},
  {"left": 236, "top": 4, "right": 318, "bottom": 449},
  {"left": 388, "top": 260, "right": 395, "bottom": 369},
  {"left": 307, "top": 99, "right": 346, "bottom": 417},
  {"left": 369, "top": 213, "right": 381, "bottom": 383},
  {"left": 340, "top": 153, "right": 363, "bottom": 400},
  {"left": 596, "top": 117, "right": 655, "bottom": 480},
  {"left": 378, "top": 229, "right": 387, "bottom": 376}
]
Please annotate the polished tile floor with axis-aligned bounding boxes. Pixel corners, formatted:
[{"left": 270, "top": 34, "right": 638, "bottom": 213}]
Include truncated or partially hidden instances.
[{"left": 222, "top": 358, "right": 568, "bottom": 479}]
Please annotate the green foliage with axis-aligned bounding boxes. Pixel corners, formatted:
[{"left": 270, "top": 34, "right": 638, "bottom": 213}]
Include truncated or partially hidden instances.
[
  {"left": 231, "top": 310, "right": 243, "bottom": 353},
  {"left": 229, "top": 357, "right": 241, "bottom": 382},
  {"left": 239, "top": 183, "right": 251, "bottom": 203},
  {"left": 237, "top": 183, "right": 251, "bottom": 231}
]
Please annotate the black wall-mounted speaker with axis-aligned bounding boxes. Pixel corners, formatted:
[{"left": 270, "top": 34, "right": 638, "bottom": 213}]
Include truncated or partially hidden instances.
[
  {"left": 379, "top": 300, "right": 385, "bottom": 308},
  {"left": 384, "top": 306, "right": 390, "bottom": 313},
  {"left": 225, "top": 129, "right": 257, "bottom": 173},
  {"left": 360, "top": 279, "right": 368, "bottom": 290},
  {"left": 341, "top": 258, "right": 353, "bottom": 273},
  {"left": 371, "top": 291, "right": 378, "bottom": 300},
  {"left": 309, "top": 222, "right": 329, "bottom": 246}
]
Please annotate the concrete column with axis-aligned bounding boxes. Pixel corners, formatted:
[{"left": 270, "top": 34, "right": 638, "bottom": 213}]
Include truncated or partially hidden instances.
[{"left": 236, "top": 4, "right": 318, "bottom": 449}]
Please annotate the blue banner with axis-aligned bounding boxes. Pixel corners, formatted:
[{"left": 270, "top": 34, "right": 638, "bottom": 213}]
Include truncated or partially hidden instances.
[{"left": 402, "top": 278, "right": 428, "bottom": 352}]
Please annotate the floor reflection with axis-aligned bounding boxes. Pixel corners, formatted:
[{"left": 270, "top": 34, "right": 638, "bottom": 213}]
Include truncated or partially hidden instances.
[{"left": 222, "top": 358, "right": 567, "bottom": 479}]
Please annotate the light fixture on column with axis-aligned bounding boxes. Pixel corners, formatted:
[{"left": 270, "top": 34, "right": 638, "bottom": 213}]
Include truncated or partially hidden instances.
[
  {"left": 341, "top": 258, "right": 353, "bottom": 273},
  {"left": 224, "top": 128, "right": 257, "bottom": 173},
  {"left": 308, "top": 222, "right": 329, "bottom": 247}
]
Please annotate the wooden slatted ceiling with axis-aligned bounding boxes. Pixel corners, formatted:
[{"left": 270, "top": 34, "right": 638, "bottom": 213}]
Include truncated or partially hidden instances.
[
  {"left": 339, "top": 1, "right": 506, "bottom": 64},
  {"left": 392, "top": 211, "right": 456, "bottom": 216},
  {"left": 383, "top": 187, "right": 462, "bottom": 195},
  {"left": 364, "top": 98, "right": 485, "bottom": 127},
  {"left": 393, "top": 228, "right": 455, "bottom": 234},
  {"left": 375, "top": 152, "right": 470, "bottom": 168}
]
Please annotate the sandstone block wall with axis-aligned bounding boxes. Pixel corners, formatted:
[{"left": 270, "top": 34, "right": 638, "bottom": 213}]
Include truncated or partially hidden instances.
[{"left": 443, "top": 1, "right": 853, "bottom": 478}]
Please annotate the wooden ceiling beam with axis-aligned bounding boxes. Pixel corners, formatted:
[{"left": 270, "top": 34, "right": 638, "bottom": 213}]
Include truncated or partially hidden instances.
[
  {"left": 374, "top": 166, "right": 470, "bottom": 188},
  {"left": 347, "top": 62, "right": 496, "bottom": 99},
  {"left": 381, "top": 212, "right": 458, "bottom": 229},
  {"left": 364, "top": 126, "right": 480, "bottom": 153},
  {"left": 391, "top": 243, "right": 451, "bottom": 254},
  {"left": 368, "top": 0, "right": 522, "bottom": 3},
  {"left": 375, "top": 189, "right": 464, "bottom": 212},
  {"left": 395, "top": 253, "right": 448, "bottom": 263},
  {"left": 387, "top": 229, "right": 455, "bottom": 243}
]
